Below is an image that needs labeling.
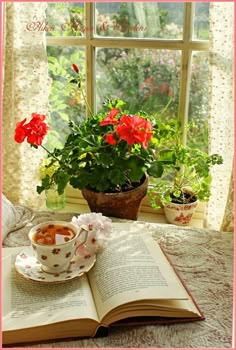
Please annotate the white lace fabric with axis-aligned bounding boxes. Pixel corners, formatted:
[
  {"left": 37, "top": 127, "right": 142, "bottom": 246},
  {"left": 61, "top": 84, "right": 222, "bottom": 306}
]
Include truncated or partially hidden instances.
[
  {"left": 1, "top": 3, "right": 234, "bottom": 231},
  {"left": 207, "top": 2, "right": 234, "bottom": 231},
  {"left": 2, "top": 2, "right": 51, "bottom": 209}
]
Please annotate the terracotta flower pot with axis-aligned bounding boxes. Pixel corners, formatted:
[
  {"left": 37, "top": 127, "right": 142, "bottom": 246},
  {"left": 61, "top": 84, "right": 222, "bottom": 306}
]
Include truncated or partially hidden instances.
[
  {"left": 164, "top": 200, "right": 199, "bottom": 226},
  {"left": 81, "top": 176, "right": 148, "bottom": 220}
]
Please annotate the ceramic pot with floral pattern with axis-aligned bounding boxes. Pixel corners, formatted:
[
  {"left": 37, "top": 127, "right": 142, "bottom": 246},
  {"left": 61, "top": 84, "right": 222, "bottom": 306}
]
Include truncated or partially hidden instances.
[{"left": 164, "top": 200, "right": 199, "bottom": 225}]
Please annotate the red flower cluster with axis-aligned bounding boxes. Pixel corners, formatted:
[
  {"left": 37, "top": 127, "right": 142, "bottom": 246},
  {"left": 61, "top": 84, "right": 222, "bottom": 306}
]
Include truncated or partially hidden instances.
[
  {"left": 14, "top": 113, "right": 49, "bottom": 146},
  {"left": 100, "top": 108, "right": 153, "bottom": 149}
]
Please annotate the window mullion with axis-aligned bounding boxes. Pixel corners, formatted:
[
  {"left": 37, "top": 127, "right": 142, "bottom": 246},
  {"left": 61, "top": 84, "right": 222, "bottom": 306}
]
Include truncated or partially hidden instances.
[
  {"left": 178, "top": 2, "right": 195, "bottom": 145},
  {"left": 85, "top": 2, "right": 94, "bottom": 117},
  {"left": 46, "top": 36, "right": 209, "bottom": 51}
]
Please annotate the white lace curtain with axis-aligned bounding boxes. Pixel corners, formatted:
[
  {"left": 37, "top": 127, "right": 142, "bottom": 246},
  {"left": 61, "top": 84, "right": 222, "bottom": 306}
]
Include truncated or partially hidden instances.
[
  {"left": 2, "top": 2, "right": 51, "bottom": 209},
  {"left": 207, "top": 2, "right": 234, "bottom": 231},
  {"left": 2, "top": 2, "right": 234, "bottom": 230}
]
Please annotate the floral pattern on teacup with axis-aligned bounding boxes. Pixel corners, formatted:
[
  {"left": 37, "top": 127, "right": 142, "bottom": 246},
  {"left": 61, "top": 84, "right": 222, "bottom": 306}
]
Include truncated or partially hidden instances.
[{"left": 52, "top": 248, "right": 61, "bottom": 254}]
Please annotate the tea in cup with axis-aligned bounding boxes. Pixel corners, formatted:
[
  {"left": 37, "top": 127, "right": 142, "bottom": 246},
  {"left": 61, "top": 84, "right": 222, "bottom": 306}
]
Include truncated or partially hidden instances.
[{"left": 28, "top": 221, "right": 82, "bottom": 274}]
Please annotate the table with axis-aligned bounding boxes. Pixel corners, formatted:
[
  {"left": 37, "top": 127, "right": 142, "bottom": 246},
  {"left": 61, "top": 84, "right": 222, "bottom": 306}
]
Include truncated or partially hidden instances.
[{"left": 3, "top": 209, "right": 234, "bottom": 348}]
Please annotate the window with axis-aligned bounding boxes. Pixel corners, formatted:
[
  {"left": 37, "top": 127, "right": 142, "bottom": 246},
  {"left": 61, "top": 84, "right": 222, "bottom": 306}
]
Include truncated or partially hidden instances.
[{"left": 45, "top": 2, "right": 210, "bottom": 153}]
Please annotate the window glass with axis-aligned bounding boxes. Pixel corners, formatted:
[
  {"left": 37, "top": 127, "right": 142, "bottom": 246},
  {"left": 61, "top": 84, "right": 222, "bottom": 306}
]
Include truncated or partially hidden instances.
[
  {"left": 46, "top": 46, "right": 86, "bottom": 149},
  {"left": 96, "top": 48, "right": 181, "bottom": 117},
  {"left": 45, "top": 2, "right": 210, "bottom": 154},
  {"left": 193, "top": 2, "right": 210, "bottom": 40},
  {"left": 95, "top": 2, "right": 184, "bottom": 39},
  {"left": 46, "top": 2, "right": 85, "bottom": 37},
  {"left": 188, "top": 51, "right": 209, "bottom": 151}
]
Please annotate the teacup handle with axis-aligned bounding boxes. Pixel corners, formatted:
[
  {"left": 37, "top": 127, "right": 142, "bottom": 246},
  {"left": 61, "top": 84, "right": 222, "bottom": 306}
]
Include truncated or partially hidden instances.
[{"left": 75, "top": 225, "right": 89, "bottom": 255}]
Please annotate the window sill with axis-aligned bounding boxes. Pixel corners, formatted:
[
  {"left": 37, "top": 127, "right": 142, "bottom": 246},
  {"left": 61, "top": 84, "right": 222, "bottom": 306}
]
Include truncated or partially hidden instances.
[
  {"left": 58, "top": 201, "right": 206, "bottom": 229},
  {"left": 46, "top": 186, "right": 206, "bottom": 228}
]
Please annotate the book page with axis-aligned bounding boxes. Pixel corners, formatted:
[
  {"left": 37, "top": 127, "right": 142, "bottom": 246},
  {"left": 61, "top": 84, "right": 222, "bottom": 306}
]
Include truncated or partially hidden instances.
[
  {"left": 88, "top": 223, "right": 191, "bottom": 321},
  {"left": 2, "top": 247, "right": 99, "bottom": 331}
]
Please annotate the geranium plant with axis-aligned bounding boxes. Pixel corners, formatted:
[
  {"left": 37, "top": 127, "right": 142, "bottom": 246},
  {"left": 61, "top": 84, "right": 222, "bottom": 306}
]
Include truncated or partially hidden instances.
[
  {"left": 148, "top": 118, "right": 223, "bottom": 208},
  {"left": 14, "top": 64, "right": 164, "bottom": 196}
]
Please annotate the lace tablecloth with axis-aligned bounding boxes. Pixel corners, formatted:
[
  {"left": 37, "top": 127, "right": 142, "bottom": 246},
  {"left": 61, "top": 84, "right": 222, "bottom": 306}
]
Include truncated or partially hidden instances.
[{"left": 2, "top": 209, "right": 234, "bottom": 348}]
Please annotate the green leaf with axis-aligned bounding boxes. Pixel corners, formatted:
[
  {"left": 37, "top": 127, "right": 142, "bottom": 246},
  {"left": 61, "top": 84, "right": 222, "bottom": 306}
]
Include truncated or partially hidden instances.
[
  {"left": 48, "top": 56, "right": 59, "bottom": 65},
  {"left": 70, "top": 172, "right": 89, "bottom": 189},
  {"left": 98, "top": 152, "right": 115, "bottom": 167},
  {"left": 36, "top": 175, "right": 51, "bottom": 194},
  {"left": 123, "top": 157, "right": 145, "bottom": 182},
  {"left": 173, "top": 189, "right": 181, "bottom": 198},
  {"left": 108, "top": 169, "right": 126, "bottom": 185},
  {"left": 147, "top": 162, "right": 164, "bottom": 178},
  {"left": 56, "top": 171, "right": 70, "bottom": 194},
  {"left": 159, "top": 149, "right": 175, "bottom": 163}
]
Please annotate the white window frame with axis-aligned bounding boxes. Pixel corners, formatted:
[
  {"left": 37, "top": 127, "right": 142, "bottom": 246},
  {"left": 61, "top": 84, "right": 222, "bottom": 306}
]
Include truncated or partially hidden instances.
[{"left": 46, "top": 2, "right": 209, "bottom": 214}]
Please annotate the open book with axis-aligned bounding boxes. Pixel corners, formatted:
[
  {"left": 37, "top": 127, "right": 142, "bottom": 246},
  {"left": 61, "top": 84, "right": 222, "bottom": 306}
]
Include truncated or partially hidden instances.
[{"left": 2, "top": 222, "right": 204, "bottom": 345}]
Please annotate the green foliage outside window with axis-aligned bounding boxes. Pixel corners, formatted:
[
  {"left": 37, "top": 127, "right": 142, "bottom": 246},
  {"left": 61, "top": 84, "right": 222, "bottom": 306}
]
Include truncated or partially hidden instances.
[
  {"left": 96, "top": 48, "right": 180, "bottom": 117},
  {"left": 46, "top": 47, "right": 86, "bottom": 149}
]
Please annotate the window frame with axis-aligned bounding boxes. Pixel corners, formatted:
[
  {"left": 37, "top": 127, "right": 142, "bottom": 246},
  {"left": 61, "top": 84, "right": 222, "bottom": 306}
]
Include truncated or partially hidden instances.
[
  {"left": 46, "top": 2, "right": 209, "bottom": 143},
  {"left": 46, "top": 2, "right": 210, "bottom": 213}
]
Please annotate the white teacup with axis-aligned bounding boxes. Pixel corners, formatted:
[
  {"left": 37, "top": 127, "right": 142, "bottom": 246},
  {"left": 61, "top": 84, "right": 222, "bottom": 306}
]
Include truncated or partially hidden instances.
[{"left": 28, "top": 221, "right": 83, "bottom": 274}]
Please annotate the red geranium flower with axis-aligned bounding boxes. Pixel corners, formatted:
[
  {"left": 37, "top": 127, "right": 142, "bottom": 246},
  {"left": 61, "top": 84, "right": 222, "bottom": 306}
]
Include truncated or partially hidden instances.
[
  {"left": 14, "top": 118, "right": 28, "bottom": 143},
  {"left": 138, "top": 118, "right": 153, "bottom": 149},
  {"left": 14, "top": 113, "right": 50, "bottom": 146},
  {"left": 105, "top": 133, "right": 117, "bottom": 145},
  {"left": 100, "top": 108, "right": 120, "bottom": 126},
  {"left": 26, "top": 113, "right": 49, "bottom": 146},
  {"left": 72, "top": 64, "right": 79, "bottom": 73},
  {"left": 115, "top": 115, "right": 153, "bottom": 149}
]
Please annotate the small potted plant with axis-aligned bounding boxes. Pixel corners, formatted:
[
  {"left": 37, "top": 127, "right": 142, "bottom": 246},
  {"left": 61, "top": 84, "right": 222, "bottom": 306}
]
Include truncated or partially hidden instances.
[
  {"left": 148, "top": 119, "right": 223, "bottom": 225},
  {"left": 14, "top": 64, "right": 164, "bottom": 220}
]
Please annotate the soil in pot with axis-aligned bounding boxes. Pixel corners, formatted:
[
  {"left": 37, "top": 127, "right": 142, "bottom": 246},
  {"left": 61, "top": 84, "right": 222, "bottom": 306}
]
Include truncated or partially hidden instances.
[{"left": 170, "top": 190, "right": 197, "bottom": 204}]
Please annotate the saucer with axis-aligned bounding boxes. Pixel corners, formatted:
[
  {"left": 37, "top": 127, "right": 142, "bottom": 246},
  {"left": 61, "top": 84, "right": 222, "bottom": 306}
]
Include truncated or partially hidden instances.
[{"left": 15, "top": 246, "right": 96, "bottom": 283}]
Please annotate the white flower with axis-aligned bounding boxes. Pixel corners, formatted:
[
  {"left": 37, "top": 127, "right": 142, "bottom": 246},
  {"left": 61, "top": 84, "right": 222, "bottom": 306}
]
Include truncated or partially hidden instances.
[{"left": 72, "top": 213, "right": 112, "bottom": 255}]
